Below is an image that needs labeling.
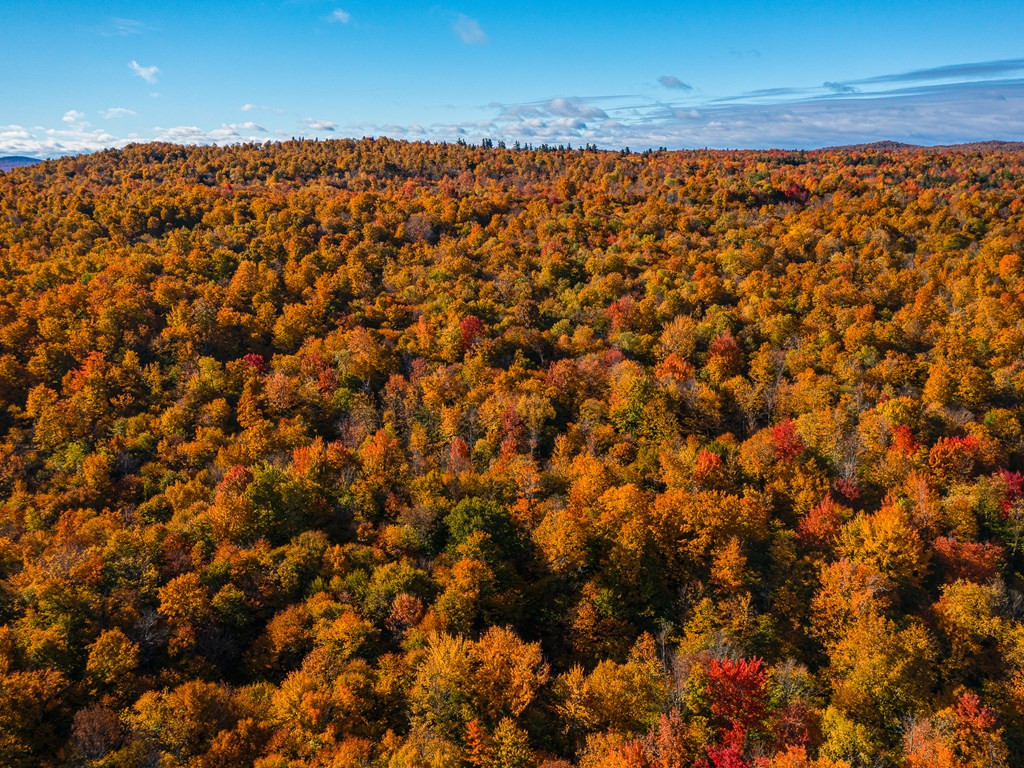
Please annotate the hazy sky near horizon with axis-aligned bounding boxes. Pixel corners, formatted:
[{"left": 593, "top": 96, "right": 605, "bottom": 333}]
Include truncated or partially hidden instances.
[{"left": 3, "top": 0, "right": 1024, "bottom": 155}]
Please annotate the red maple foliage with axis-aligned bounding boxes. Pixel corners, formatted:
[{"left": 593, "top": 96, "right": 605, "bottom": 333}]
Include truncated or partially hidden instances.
[
  {"left": 796, "top": 496, "right": 844, "bottom": 549},
  {"left": 708, "top": 657, "right": 768, "bottom": 744},
  {"left": 932, "top": 537, "right": 1004, "bottom": 582},
  {"left": 770, "top": 420, "right": 804, "bottom": 461},
  {"left": 459, "top": 315, "right": 485, "bottom": 352}
]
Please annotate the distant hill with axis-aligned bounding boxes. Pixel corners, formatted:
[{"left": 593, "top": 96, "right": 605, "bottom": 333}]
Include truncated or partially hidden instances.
[
  {"left": 0, "top": 156, "right": 41, "bottom": 172},
  {"left": 820, "top": 140, "right": 1024, "bottom": 153}
]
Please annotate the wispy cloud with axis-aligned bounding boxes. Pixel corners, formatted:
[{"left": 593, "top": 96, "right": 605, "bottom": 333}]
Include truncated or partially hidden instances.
[
  {"left": 494, "top": 96, "right": 625, "bottom": 121},
  {"left": 101, "top": 17, "right": 149, "bottom": 36},
  {"left": 852, "top": 57, "right": 1024, "bottom": 85},
  {"left": 351, "top": 77, "right": 1024, "bottom": 150},
  {"left": 241, "top": 104, "right": 286, "bottom": 115},
  {"left": 329, "top": 9, "right": 351, "bottom": 23},
  {"left": 813, "top": 58, "right": 1024, "bottom": 98},
  {"left": 658, "top": 75, "right": 692, "bottom": 91},
  {"left": 101, "top": 107, "right": 137, "bottom": 119},
  {"left": 7, "top": 59, "right": 1024, "bottom": 156},
  {"left": 453, "top": 13, "right": 487, "bottom": 45},
  {"left": 713, "top": 86, "right": 810, "bottom": 103},
  {"left": 129, "top": 60, "right": 159, "bottom": 84}
]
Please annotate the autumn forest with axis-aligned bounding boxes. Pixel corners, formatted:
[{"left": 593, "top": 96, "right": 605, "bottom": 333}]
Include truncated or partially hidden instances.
[{"left": 1, "top": 138, "right": 1023, "bottom": 768}]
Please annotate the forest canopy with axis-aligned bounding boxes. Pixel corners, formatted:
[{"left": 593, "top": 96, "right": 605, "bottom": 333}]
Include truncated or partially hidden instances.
[{"left": 1, "top": 138, "right": 1023, "bottom": 767}]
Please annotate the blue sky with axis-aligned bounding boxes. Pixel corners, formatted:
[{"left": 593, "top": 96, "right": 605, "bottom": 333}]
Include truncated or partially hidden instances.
[{"left": 3, "top": 0, "right": 1024, "bottom": 155}]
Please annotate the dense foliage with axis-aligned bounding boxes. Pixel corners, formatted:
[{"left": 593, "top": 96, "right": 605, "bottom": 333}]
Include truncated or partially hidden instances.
[{"left": 1, "top": 138, "right": 1023, "bottom": 767}]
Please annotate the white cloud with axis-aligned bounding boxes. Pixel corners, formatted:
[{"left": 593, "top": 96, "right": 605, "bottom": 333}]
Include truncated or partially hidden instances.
[
  {"left": 330, "top": 9, "right": 351, "bottom": 23},
  {"left": 241, "top": 103, "right": 255, "bottom": 112},
  {"left": 154, "top": 123, "right": 269, "bottom": 143},
  {"left": 62, "top": 110, "right": 86, "bottom": 124},
  {"left": 129, "top": 60, "right": 159, "bottom": 84},
  {"left": 0, "top": 123, "right": 126, "bottom": 158},
  {"left": 302, "top": 119, "right": 337, "bottom": 131},
  {"left": 453, "top": 14, "right": 487, "bottom": 45},
  {"left": 101, "top": 107, "right": 137, "bottom": 119},
  {"left": 0, "top": 120, "right": 273, "bottom": 157},
  {"left": 543, "top": 98, "right": 608, "bottom": 119}
]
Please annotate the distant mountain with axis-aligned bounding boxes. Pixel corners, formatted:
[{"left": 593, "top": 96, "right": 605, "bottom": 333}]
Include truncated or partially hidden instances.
[{"left": 0, "top": 156, "right": 42, "bottom": 172}]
